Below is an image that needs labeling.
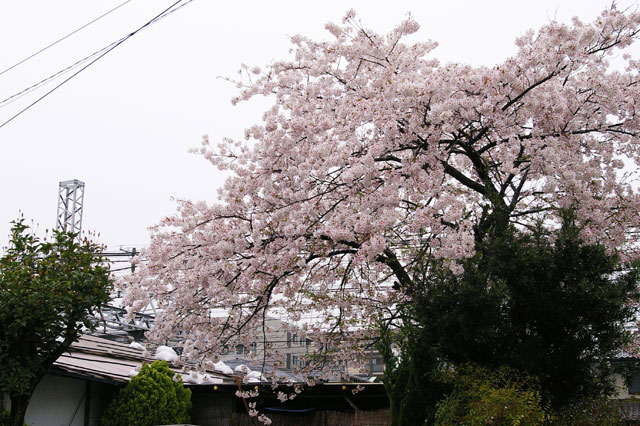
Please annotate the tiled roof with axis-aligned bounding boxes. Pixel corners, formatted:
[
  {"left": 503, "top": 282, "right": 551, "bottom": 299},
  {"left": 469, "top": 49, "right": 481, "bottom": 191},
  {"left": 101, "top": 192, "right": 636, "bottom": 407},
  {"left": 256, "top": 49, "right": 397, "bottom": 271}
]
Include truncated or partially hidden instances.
[
  {"left": 52, "top": 335, "right": 379, "bottom": 388},
  {"left": 52, "top": 334, "right": 234, "bottom": 385}
]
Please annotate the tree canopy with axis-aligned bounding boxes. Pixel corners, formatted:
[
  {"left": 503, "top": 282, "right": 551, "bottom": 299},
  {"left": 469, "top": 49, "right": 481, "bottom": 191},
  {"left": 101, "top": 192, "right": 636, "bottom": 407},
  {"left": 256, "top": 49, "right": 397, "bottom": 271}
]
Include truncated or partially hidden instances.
[
  {"left": 378, "top": 215, "right": 639, "bottom": 424},
  {"left": 0, "top": 219, "right": 112, "bottom": 426},
  {"left": 124, "top": 7, "right": 640, "bottom": 375}
]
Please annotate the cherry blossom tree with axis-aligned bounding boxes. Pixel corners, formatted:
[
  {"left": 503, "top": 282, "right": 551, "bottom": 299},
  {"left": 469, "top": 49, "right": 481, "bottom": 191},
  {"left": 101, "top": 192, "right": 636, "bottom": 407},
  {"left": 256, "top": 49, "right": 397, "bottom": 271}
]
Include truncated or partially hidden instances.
[{"left": 124, "top": 7, "right": 640, "bottom": 380}]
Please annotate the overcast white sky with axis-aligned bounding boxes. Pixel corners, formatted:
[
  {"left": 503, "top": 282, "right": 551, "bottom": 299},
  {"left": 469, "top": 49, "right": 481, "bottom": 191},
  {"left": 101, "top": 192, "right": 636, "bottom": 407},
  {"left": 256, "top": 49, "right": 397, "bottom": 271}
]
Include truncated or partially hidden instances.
[{"left": 0, "top": 0, "right": 637, "bottom": 251}]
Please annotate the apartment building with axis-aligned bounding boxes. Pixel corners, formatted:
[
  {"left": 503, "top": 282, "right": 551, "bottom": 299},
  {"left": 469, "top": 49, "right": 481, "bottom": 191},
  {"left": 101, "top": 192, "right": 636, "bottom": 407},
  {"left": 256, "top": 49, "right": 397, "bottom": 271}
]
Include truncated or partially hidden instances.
[{"left": 218, "top": 316, "right": 312, "bottom": 370}]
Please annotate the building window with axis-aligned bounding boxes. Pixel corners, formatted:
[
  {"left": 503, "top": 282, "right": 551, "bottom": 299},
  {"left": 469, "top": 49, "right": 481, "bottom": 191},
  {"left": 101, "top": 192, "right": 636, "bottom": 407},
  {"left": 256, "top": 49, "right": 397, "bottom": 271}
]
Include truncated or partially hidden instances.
[
  {"left": 629, "top": 372, "right": 640, "bottom": 394},
  {"left": 235, "top": 344, "right": 245, "bottom": 355},
  {"left": 370, "top": 357, "right": 384, "bottom": 373},
  {"left": 292, "top": 355, "right": 298, "bottom": 367},
  {"left": 250, "top": 342, "right": 257, "bottom": 354},
  {"left": 287, "top": 332, "right": 291, "bottom": 348},
  {"left": 286, "top": 353, "right": 291, "bottom": 369}
]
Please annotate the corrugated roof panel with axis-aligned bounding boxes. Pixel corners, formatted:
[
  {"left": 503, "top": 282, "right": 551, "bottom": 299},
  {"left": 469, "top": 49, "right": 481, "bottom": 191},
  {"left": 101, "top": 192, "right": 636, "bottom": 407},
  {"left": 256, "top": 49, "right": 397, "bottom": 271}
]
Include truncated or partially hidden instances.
[{"left": 51, "top": 334, "right": 234, "bottom": 385}]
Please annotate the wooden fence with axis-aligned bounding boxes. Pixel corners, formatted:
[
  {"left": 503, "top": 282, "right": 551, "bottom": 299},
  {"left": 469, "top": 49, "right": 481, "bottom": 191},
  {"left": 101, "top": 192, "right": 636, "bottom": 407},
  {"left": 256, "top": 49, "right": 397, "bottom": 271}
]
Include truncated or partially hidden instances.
[{"left": 229, "top": 409, "right": 390, "bottom": 426}]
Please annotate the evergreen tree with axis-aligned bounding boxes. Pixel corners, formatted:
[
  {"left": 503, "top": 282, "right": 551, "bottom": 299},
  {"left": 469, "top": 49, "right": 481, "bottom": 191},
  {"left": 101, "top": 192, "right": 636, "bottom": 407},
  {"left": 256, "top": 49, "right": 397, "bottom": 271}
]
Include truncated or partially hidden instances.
[
  {"left": 380, "top": 213, "right": 639, "bottom": 424},
  {"left": 101, "top": 360, "right": 191, "bottom": 426}
]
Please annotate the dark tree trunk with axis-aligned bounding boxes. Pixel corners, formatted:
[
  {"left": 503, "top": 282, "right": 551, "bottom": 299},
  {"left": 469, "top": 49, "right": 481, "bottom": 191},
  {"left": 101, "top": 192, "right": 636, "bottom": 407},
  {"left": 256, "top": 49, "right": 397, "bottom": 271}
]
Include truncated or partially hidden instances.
[{"left": 9, "top": 393, "right": 30, "bottom": 426}]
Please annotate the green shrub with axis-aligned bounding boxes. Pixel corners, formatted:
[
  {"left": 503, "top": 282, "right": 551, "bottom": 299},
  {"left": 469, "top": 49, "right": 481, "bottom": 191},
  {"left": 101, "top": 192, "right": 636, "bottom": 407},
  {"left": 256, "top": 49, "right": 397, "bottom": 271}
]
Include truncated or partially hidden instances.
[
  {"left": 550, "top": 398, "right": 626, "bottom": 426},
  {"left": 100, "top": 360, "right": 191, "bottom": 426},
  {"left": 434, "top": 364, "right": 547, "bottom": 426}
]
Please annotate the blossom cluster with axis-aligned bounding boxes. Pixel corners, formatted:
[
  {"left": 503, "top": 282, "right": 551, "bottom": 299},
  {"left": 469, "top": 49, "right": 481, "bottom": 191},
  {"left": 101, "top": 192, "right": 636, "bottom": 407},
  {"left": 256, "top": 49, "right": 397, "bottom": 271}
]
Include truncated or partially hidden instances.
[{"left": 124, "top": 7, "right": 640, "bottom": 386}]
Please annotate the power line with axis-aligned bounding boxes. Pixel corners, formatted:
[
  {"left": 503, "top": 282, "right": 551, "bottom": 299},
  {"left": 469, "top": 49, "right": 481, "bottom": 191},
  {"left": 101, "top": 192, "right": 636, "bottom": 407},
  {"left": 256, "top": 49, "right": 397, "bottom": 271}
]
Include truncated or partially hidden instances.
[
  {"left": 110, "top": 266, "right": 138, "bottom": 273},
  {"left": 0, "top": 0, "right": 194, "bottom": 130},
  {"left": 0, "top": 40, "right": 120, "bottom": 108},
  {"left": 0, "top": 0, "right": 133, "bottom": 77}
]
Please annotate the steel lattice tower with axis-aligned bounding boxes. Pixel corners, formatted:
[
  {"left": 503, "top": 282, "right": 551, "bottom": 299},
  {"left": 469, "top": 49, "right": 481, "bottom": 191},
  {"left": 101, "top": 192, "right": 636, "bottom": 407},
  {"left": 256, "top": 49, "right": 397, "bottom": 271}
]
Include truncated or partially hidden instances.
[{"left": 56, "top": 179, "right": 85, "bottom": 237}]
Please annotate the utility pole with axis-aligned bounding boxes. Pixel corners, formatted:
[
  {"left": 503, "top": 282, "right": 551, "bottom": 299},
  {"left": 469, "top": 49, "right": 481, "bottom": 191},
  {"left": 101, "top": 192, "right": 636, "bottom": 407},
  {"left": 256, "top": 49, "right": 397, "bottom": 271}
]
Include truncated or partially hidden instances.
[{"left": 56, "top": 179, "right": 85, "bottom": 238}]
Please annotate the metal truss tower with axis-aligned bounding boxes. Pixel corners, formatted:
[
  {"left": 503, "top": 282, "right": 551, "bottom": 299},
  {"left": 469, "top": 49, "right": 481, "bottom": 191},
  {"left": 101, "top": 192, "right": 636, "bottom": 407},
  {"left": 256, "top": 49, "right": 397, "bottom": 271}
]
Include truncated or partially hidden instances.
[
  {"left": 56, "top": 179, "right": 85, "bottom": 237},
  {"left": 53, "top": 179, "right": 155, "bottom": 342}
]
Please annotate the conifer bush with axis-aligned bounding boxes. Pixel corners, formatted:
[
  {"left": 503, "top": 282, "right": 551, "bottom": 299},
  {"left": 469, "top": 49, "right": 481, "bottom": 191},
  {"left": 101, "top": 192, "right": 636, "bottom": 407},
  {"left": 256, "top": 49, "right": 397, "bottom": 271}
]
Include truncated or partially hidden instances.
[{"left": 100, "top": 360, "right": 191, "bottom": 426}]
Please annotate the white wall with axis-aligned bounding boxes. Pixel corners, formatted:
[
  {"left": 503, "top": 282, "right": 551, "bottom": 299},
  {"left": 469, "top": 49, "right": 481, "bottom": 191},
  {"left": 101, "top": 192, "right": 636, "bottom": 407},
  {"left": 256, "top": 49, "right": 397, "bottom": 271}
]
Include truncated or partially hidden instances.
[{"left": 25, "top": 375, "right": 87, "bottom": 426}]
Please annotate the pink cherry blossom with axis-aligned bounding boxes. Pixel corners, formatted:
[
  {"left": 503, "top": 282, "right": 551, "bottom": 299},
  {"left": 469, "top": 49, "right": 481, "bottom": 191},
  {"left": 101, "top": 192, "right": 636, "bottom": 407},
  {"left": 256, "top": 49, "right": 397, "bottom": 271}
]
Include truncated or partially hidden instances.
[{"left": 124, "top": 6, "right": 640, "bottom": 380}]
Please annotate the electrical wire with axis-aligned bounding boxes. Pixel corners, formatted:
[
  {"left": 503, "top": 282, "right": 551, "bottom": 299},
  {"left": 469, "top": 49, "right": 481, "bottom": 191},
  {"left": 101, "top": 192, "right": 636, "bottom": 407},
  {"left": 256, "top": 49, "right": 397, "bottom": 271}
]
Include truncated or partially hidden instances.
[
  {"left": 0, "top": 0, "right": 133, "bottom": 77},
  {"left": 0, "top": 40, "right": 120, "bottom": 108},
  {"left": 110, "top": 266, "right": 139, "bottom": 273},
  {"left": 0, "top": 0, "right": 195, "bottom": 130}
]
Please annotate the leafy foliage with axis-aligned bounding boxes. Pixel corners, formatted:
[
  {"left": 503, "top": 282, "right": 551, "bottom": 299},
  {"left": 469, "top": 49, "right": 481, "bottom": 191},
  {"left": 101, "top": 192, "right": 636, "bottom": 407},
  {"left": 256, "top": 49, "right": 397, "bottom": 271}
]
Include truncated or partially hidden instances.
[
  {"left": 415, "top": 215, "right": 638, "bottom": 406},
  {"left": 100, "top": 360, "right": 192, "bottom": 426},
  {"left": 379, "top": 213, "right": 639, "bottom": 423},
  {"left": 433, "top": 365, "right": 547, "bottom": 426},
  {"left": 550, "top": 398, "right": 626, "bottom": 426},
  {"left": 377, "top": 321, "right": 450, "bottom": 426},
  {"left": 0, "top": 411, "right": 27, "bottom": 426},
  {"left": 0, "top": 219, "right": 112, "bottom": 426}
]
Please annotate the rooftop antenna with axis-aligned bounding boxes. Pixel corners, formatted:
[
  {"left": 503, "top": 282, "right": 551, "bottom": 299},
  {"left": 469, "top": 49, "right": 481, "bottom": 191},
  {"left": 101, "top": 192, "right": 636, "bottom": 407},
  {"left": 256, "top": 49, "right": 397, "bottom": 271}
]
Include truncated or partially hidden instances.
[{"left": 56, "top": 179, "right": 85, "bottom": 238}]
